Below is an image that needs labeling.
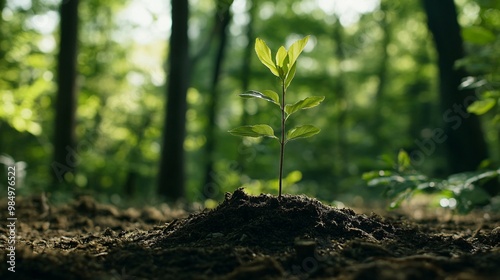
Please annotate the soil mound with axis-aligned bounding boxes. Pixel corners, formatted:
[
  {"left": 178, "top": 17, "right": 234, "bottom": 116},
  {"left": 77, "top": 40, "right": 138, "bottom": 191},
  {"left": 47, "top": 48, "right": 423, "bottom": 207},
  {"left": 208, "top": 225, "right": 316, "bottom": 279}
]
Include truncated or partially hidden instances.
[
  {"left": 160, "top": 188, "right": 399, "bottom": 249},
  {"left": 1, "top": 189, "right": 500, "bottom": 279}
]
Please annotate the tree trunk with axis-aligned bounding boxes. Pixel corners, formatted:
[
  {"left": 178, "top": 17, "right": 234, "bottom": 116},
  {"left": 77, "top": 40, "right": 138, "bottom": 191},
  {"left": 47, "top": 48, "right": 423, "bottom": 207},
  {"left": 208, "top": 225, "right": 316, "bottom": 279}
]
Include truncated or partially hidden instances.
[
  {"left": 0, "top": 0, "right": 6, "bottom": 154},
  {"left": 202, "top": 5, "right": 231, "bottom": 199},
  {"left": 157, "top": 0, "right": 190, "bottom": 200},
  {"left": 0, "top": 0, "right": 6, "bottom": 62},
  {"left": 124, "top": 116, "right": 151, "bottom": 197},
  {"left": 421, "top": 0, "right": 488, "bottom": 173},
  {"left": 332, "top": 18, "right": 348, "bottom": 176},
  {"left": 52, "top": 0, "right": 79, "bottom": 184},
  {"left": 373, "top": 1, "right": 391, "bottom": 146},
  {"left": 237, "top": 0, "right": 256, "bottom": 171}
]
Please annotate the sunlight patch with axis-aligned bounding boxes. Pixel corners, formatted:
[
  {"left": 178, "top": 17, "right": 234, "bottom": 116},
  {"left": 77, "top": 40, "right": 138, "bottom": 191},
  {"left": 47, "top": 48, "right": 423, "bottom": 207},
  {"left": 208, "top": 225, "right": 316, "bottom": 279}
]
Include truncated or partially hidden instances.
[{"left": 316, "top": 0, "right": 380, "bottom": 26}]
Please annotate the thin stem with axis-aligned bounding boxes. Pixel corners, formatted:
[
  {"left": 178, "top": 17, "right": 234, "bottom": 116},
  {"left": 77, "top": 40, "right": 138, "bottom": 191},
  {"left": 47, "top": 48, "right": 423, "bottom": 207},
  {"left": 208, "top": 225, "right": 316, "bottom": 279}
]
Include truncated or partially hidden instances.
[{"left": 278, "top": 80, "right": 286, "bottom": 199}]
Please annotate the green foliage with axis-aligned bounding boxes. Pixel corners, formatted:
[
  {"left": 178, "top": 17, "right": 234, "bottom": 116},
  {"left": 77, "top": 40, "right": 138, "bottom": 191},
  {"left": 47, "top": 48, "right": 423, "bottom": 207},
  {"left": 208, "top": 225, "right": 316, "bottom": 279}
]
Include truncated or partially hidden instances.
[
  {"left": 457, "top": 1, "right": 500, "bottom": 159},
  {"left": 1, "top": 0, "right": 498, "bottom": 205},
  {"left": 467, "top": 93, "right": 497, "bottom": 115},
  {"left": 462, "top": 26, "right": 496, "bottom": 45},
  {"left": 229, "top": 36, "right": 324, "bottom": 198},
  {"left": 287, "top": 125, "right": 320, "bottom": 141},
  {"left": 284, "top": 96, "right": 325, "bottom": 119},
  {"left": 228, "top": 124, "right": 277, "bottom": 139},
  {"left": 363, "top": 150, "right": 500, "bottom": 213},
  {"left": 239, "top": 90, "right": 279, "bottom": 105}
]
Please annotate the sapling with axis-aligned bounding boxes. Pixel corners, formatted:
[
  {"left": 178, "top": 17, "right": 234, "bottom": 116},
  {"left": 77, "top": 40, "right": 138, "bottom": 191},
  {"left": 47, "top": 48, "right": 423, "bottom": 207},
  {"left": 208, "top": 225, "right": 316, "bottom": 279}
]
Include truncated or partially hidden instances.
[{"left": 229, "top": 36, "right": 324, "bottom": 198}]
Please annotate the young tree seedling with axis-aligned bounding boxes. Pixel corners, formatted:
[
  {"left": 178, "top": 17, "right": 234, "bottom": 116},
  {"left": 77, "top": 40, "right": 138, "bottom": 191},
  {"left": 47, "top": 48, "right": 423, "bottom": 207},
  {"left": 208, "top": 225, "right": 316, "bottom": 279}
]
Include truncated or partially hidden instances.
[{"left": 229, "top": 36, "right": 325, "bottom": 198}]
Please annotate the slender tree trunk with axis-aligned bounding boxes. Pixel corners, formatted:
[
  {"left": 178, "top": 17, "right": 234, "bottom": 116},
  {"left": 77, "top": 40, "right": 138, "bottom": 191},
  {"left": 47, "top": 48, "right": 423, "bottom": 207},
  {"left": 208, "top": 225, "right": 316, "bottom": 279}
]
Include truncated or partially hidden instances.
[
  {"left": 202, "top": 6, "right": 231, "bottom": 198},
  {"left": 373, "top": 1, "right": 391, "bottom": 145},
  {"left": 52, "top": 0, "right": 79, "bottom": 184},
  {"left": 124, "top": 116, "right": 151, "bottom": 197},
  {"left": 87, "top": 6, "right": 113, "bottom": 145},
  {"left": 407, "top": 44, "right": 435, "bottom": 168},
  {"left": 237, "top": 0, "right": 256, "bottom": 170},
  {"left": 239, "top": 3, "right": 253, "bottom": 111},
  {"left": 0, "top": 0, "right": 6, "bottom": 154},
  {"left": 422, "top": 0, "right": 488, "bottom": 172},
  {"left": 0, "top": 0, "right": 6, "bottom": 62},
  {"left": 157, "top": 0, "right": 190, "bottom": 200},
  {"left": 332, "top": 18, "right": 348, "bottom": 176}
]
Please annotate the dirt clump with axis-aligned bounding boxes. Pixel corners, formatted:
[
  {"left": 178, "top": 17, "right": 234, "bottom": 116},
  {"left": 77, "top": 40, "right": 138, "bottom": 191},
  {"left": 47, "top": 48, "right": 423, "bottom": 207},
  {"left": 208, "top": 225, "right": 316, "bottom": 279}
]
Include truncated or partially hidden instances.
[{"left": 1, "top": 188, "right": 500, "bottom": 279}]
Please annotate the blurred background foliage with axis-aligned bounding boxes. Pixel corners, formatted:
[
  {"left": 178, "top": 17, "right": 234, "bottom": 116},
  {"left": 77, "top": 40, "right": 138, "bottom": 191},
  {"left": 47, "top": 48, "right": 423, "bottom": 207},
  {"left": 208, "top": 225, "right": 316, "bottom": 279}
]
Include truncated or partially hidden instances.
[{"left": 0, "top": 0, "right": 498, "bottom": 209}]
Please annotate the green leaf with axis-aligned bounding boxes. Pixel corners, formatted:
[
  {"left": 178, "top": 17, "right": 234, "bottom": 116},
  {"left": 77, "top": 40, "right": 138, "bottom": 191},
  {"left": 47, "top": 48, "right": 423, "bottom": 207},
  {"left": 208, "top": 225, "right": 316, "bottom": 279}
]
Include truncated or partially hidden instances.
[
  {"left": 275, "top": 46, "right": 288, "bottom": 67},
  {"left": 275, "top": 46, "right": 289, "bottom": 79},
  {"left": 458, "top": 76, "right": 487, "bottom": 90},
  {"left": 362, "top": 171, "right": 380, "bottom": 181},
  {"left": 482, "top": 90, "right": 500, "bottom": 99},
  {"left": 255, "top": 38, "right": 279, "bottom": 77},
  {"left": 462, "top": 26, "right": 496, "bottom": 45},
  {"left": 284, "top": 62, "right": 296, "bottom": 89},
  {"left": 456, "top": 188, "right": 491, "bottom": 209},
  {"left": 467, "top": 98, "right": 496, "bottom": 115},
  {"left": 285, "top": 96, "right": 325, "bottom": 117},
  {"left": 229, "top": 124, "right": 277, "bottom": 139},
  {"left": 262, "top": 90, "right": 280, "bottom": 104},
  {"left": 464, "top": 169, "right": 500, "bottom": 188},
  {"left": 285, "top": 170, "right": 302, "bottom": 184},
  {"left": 493, "top": 115, "right": 500, "bottom": 125},
  {"left": 239, "top": 90, "right": 279, "bottom": 105},
  {"left": 286, "top": 125, "right": 320, "bottom": 141},
  {"left": 362, "top": 170, "right": 393, "bottom": 181},
  {"left": 287, "top": 36, "right": 309, "bottom": 68},
  {"left": 397, "top": 149, "right": 411, "bottom": 172}
]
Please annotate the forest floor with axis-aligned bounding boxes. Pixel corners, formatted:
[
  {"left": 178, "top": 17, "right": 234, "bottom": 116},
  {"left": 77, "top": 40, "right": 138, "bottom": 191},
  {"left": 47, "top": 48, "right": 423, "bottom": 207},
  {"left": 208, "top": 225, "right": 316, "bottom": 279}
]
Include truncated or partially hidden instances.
[{"left": 1, "top": 188, "right": 500, "bottom": 280}]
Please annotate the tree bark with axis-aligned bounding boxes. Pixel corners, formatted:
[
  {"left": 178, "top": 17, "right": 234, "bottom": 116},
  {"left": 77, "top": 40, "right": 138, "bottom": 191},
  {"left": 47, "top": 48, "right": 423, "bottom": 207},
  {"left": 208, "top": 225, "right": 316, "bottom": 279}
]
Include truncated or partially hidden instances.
[
  {"left": 157, "top": 0, "right": 190, "bottom": 200},
  {"left": 52, "top": 0, "right": 79, "bottom": 184},
  {"left": 422, "top": 0, "right": 488, "bottom": 173},
  {"left": 373, "top": 1, "right": 391, "bottom": 146},
  {"left": 202, "top": 5, "right": 231, "bottom": 198},
  {"left": 0, "top": 0, "right": 6, "bottom": 154},
  {"left": 124, "top": 116, "right": 151, "bottom": 197},
  {"left": 0, "top": 0, "right": 6, "bottom": 62},
  {"left": 332, "top": 18, "right": 348, "bottom": 176},
  {"left": 237, "top": 0, "right": 256, "bottom": 170}
]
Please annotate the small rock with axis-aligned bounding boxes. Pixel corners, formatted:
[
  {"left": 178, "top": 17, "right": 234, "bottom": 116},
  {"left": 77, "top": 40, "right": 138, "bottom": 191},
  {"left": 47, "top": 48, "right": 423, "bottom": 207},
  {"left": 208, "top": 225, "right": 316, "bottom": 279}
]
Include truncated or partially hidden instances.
[
  {"left": 103, "top": 227, "right": 115, "bottom": 237},
  {"left": 226, "top": 256, "right": 284, "bottom": 280},
  {"left": 491, "top": 227, "right": 500, "bottom": 243},
  {"left": 141, "top": 206, "right": 164, "bottom": 222},
  {"left": 491, "top": 227, "right": 500, "bottom": 235},
  {"left": 122, "top": 208, "right": 141, "bottom": 220},
  {"left": 207, "top": 232, "right": 224, "bottom": 239},
  {"left": 240, "top": 234, "right": 248, "bottom": 242},
  {"left": 294, "top": 239, "right": 317, "bottom": 261}
]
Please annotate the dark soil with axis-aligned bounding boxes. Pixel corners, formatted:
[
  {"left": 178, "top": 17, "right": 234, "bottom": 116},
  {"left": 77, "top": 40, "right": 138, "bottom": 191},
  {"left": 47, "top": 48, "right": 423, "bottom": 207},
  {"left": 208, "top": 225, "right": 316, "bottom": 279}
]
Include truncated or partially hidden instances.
[{"left": 1, "top": 188, "right": 500, "bottom": 279}]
